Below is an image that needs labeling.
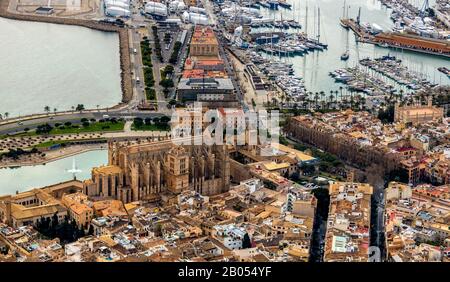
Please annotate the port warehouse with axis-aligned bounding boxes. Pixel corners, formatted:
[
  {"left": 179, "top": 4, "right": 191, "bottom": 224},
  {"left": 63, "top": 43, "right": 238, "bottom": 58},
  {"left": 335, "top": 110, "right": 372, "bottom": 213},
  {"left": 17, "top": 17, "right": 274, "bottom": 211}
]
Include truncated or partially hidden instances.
[{"left": 373, "top": 32, "right": 450, "bottom": 56}]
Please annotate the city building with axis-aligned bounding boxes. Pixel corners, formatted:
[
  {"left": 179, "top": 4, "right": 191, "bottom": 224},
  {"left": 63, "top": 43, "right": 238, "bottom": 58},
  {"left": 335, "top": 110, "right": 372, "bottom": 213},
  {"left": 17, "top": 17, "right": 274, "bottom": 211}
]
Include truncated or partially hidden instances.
[
  {"left": 324, "top": 181, "right": 373, "bottom": 262},
  {"left": 0, "top": 180, "right": 83, "bottom": 228},
  {"left": 189, "top": 26, "right": 219, "bottom": 57},
  {"left": 394, "top": 99, "right": 444, "bottom": 125},
  {"left": 84, "top": 138, "right": 231, "bottom": 203},
  {"left": 384, "top": 182, "right": 450, "bottom": 262}
]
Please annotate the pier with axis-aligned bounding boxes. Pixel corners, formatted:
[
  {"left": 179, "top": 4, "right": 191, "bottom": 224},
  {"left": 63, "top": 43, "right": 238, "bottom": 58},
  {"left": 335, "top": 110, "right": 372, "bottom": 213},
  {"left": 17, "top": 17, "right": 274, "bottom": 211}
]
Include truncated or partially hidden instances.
[{"left": 341, "top": 17, "right": 450, "bottom": 58}]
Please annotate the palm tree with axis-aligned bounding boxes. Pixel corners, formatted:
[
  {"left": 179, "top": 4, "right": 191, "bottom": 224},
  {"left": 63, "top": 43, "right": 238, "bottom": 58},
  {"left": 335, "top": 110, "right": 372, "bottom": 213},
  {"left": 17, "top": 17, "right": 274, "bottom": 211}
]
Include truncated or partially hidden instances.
[
  {"left": 314, "top": 92, "right": 319, "bottom": 109},
  {"left": 44, "top": 106, "right": 50, "bottom": 115},
  {"left": 53, "top": 108, "right": 57, "bottom": 115},
  {"left": 96, "top": 105, "right": 100, "bottom": 112},
  {"left": 329, "top": 94, "right": 335, "bottom": 109},
  {"left": 320, "top": 91, "right": 325, "bottom": 106},
  {"left": 334, "top": 90, "right": 339, "bottom": 107},
  {"left": 4, "top": 112, "right": 9, "bottom": 119},
  {"left": 302, "top": 100, "right": 308, "bottom": 110},
  {"left": 71, "top": 106, "right": 75, "bottom": 113}
]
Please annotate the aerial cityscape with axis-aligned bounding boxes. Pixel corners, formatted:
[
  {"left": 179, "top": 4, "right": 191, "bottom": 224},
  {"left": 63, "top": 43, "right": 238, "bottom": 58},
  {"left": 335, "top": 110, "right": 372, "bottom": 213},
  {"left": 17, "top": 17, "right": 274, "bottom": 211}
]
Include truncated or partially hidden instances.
[{"left": 0, "top": 0, "right": 449, "bottom": 264}]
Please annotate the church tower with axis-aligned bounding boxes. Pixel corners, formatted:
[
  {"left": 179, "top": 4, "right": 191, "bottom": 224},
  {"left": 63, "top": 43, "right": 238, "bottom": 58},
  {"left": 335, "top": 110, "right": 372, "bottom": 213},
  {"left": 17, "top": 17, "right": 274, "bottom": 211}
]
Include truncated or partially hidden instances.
[{"left": 166, "top": 146, "right": 190, "bottom": 194}]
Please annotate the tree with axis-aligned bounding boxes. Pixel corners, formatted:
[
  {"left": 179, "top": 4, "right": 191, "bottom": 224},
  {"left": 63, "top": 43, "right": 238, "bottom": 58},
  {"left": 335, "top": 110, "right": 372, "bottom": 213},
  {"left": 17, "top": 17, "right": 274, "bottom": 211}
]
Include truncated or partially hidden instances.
[
  {"left": 36, "top": 123, "right": 53, "bottom": 135},
  {"left": 133, "top": 117, "right": 144, "bottom": 128},
  {"left": 159, "top": 78, "right": 174, "bottom": 89},
  {"left": 44, "top": 106, "right": 50, "bottom": 115},
  {"left": 4, "top": 112, "right": 8, "bottom": 119},
  {"left": 78, "top": 226, "right": 85, "bottom": 238},
  {"left": 377, "top": 105, "right": 395, "bottom": 124},
  {"left": 88, "top": 224, "right": 94, "bottom": 235},
  {"left": 163, "top": 65, "right": 174, "bottom": 76},
  {"left": 75, "top": 104, "right": 85, "bottom": 112},
  {"left": 242, "top": 233, "right": 252, "bottom": 249}
]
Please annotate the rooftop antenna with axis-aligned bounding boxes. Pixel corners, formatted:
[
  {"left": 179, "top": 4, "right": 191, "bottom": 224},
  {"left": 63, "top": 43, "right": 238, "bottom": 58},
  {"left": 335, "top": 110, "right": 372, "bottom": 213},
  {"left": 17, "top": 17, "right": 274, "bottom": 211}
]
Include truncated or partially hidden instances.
[{"left": 67, "top": 158, "right": 82, "bottom": 180}]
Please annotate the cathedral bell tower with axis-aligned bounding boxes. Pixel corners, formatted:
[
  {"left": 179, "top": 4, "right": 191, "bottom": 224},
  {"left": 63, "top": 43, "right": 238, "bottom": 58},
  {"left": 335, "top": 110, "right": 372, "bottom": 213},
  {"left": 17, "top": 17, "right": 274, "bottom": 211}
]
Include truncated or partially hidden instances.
[{"left": 166, "top": 146, "right": 190, "bottom": 194}]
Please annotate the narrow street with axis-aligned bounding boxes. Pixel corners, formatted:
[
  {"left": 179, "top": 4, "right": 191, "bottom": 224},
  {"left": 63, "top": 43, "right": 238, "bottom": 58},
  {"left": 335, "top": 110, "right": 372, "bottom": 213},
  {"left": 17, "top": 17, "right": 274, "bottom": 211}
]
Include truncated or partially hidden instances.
[{"left": 370, "top": 183, "right": 386, "bottom": 261}]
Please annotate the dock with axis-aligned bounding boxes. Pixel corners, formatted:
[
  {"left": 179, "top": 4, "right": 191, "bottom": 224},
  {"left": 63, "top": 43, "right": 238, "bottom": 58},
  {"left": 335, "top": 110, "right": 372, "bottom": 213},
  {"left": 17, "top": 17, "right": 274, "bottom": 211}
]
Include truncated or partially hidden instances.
[{"left": 340, "top": 18, "right": 450, "bottom": 58}]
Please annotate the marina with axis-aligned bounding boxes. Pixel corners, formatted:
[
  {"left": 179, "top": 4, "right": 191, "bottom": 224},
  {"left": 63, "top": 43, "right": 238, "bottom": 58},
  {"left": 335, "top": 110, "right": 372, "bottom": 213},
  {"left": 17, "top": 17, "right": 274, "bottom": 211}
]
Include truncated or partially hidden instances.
[
  {"left": 243, "top": 0, "right": 450, "bottom": 94},
  {"left": 246, "top": 51, "right": 306, "bottom": 101},
  {"left": 359, "top": 55, "right": 438, "bottom": 91},
  {"left": 329, "top": 66, "right": 396, "bottom": 96}
]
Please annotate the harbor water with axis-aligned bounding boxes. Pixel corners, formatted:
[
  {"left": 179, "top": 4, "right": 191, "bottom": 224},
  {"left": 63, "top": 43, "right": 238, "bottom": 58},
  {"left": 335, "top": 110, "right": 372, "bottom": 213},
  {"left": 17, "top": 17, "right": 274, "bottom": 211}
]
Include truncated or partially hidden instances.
[
  {"left": 0, "top": 150, "right": 108, "bottom": 196},
  {"left": 0, "top": 18, "right": 122, "bottom": 117},
  {"left": 254, "top": 0, "right": 450, "bottom": 94}
]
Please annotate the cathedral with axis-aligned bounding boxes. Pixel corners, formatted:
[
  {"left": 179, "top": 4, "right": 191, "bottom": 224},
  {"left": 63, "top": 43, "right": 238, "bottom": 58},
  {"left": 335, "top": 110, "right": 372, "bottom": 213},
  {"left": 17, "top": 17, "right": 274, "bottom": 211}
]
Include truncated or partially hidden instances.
[
  {"left": 394, "top": 97, "right": 444, "bottom": 125},
  {"left": 83, "top": 138, "right": 231, "bottom": 203}
]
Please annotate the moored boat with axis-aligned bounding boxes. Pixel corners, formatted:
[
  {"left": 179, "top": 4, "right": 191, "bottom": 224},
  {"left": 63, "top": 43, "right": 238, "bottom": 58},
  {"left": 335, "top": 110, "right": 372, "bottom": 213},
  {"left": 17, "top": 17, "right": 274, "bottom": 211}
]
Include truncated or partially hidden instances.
[{"left": 341, "top": 50, "right": 349, "bottom": 60}]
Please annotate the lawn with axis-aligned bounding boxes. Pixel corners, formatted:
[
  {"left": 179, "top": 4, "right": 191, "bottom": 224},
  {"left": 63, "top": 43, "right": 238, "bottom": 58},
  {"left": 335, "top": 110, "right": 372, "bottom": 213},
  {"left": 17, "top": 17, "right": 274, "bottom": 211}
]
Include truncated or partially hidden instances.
[
  {"left": 49, "top": 121, "right": 125, "bottom": 135},
  {"left": 33, "top": 140, "right": 71, "bottom": 148},
  {"left": 131, "top": 123, "right": 169, "bottom": 131},
  {"left": 2, "top": 121, "right": 125, "bottom": 139}
]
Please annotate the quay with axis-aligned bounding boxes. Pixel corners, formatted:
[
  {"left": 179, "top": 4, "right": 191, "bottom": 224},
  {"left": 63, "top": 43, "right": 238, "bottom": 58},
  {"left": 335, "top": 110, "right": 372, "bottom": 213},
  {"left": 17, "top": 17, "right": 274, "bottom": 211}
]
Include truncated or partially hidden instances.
[
  {"left": 372, "top": 32, "right": 450, "bottom": 58},
  {"left": 341, "top": 17, "right": 450, "bottom": 58}
]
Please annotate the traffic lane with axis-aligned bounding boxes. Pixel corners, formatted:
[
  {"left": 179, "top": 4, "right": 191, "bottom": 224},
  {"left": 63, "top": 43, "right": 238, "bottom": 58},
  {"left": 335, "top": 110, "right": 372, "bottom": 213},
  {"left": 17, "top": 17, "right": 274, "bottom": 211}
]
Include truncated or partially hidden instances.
[{"left": 0, "top": 112, "right": 167, "bottom": 135}]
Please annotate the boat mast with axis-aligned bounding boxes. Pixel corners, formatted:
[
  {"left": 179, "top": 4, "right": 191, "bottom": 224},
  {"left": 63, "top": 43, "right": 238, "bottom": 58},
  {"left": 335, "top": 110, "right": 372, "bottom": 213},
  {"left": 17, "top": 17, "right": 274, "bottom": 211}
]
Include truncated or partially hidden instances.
[
  {"left": 305, "top": 3, "right": 308, "bottom": 36},
  {"left": 357, "top": 7, "right": 361, "bottom": 26},
  {"left": 342, "top": 0, "right": 346, "bottom": 19},
  {"left": 317, "top": 7, "right": 321, "bottom": 42}
]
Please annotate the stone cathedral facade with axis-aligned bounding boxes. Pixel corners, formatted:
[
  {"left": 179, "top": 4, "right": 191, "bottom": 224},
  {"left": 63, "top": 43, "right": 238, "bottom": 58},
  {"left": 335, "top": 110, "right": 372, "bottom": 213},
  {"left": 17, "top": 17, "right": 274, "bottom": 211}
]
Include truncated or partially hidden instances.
[{"left": 83, "top": 138, "right": 231, "bottom": 203}]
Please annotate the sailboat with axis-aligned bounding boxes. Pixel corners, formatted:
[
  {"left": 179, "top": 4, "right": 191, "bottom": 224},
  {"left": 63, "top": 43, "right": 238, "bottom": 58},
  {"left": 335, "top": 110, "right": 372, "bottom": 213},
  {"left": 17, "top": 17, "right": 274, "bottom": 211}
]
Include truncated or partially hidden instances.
[
  {"left": 341, "top": 18, "right": 350, "bottom": 61},
  {"left": 340, "top": 0, "right": 350, "bottom": 29}
]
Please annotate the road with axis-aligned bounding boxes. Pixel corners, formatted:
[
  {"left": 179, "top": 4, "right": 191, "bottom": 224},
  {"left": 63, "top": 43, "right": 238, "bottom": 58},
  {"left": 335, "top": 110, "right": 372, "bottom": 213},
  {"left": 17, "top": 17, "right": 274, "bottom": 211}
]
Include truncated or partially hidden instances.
[
  {"left": 202, "top": 0, "right": 248, "bottom": 111},
  {"left": 370, "top": 185, "right": 386, "bottom": 262},
  {"left": 0, "top": 110, "right": 165, "bottom": 136},
  {"left": 0, "top": 4, "right": 173, "bottom": 136},
  {"left": 0, "top": 0, "right": 247, "bottom": 137}
]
